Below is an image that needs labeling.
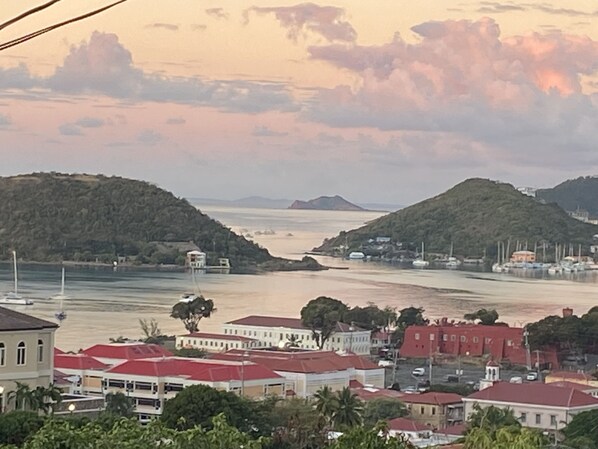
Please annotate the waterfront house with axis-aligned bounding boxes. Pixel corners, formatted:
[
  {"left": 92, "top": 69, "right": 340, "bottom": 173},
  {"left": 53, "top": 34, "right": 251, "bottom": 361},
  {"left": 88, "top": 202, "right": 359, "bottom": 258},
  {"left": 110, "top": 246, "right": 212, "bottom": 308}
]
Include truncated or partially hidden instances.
[
  {"left": 0, "top": 306, "right": 58, "bottom": 411},
  {"left": 510, "top": 250, "right": 536, "bottom": 264},
  {"left": 222, "top": 315, "right": 371, "bottom": 355}
]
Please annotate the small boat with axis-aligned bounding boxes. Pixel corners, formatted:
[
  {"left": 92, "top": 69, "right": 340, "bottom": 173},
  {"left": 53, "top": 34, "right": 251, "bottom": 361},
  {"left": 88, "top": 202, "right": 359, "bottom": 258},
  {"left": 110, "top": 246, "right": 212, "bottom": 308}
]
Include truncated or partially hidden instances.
[
  {"left": 445, "top": 243, "right": 461, "bottom": 269},
  {"left": 412, "top": 242, "right": 429, "bottom": 268},
  {"left": 0, "top": 251, "right": 33, "bottom": 305},
  {"left": 50, "top": 267, "right": 70, "bottom": 301},
  {"left": 348, "top": 252, "right": 365, "bottom": 260}
]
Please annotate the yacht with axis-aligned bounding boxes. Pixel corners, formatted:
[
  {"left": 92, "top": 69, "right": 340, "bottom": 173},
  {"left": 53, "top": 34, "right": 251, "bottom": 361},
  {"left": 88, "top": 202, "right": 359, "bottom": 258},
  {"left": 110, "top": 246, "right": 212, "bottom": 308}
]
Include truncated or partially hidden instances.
[
  {"left": 0, "top": 251, "right": 33, "bottom": 305},
  {"left": 50, "top": 267, "right": 70, "bottom": 301},
  {"left": 412, "top": 242, "right": 429, "bottom": 268}
]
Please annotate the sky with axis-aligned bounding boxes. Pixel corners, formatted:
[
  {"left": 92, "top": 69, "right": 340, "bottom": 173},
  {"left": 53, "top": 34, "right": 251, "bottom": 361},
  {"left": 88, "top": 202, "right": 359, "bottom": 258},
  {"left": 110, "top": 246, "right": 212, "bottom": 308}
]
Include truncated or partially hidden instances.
[{"left": 1, "top": 1, "right": 598, "bottom": 205}]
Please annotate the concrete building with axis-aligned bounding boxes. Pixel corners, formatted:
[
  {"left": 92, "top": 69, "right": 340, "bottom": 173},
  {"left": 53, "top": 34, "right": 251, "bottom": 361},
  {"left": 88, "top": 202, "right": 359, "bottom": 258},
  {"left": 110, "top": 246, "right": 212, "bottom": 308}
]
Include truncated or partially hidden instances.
[
  {"left": 510, "top": 250, "right": 536, "bottom": 263},
  {"left": 400, "top": 322, "right": 558, "bottom": 368},
  {"left": 387, "top": 417, "right": 432, "bottom": 441},
  {"left": 0, "top": 306, "right": 58, "bottom": 411},
  {"left": 545, "top": 370, "right": 598, "bottom": 388},
  {"left": 464, "top": 382, "right": 598, "bottom": 431},
  {"left": 176, "top": 332, "right": 259, "bottom": 352},
  {"left": 400, "top": 392, "right": 464, "bottom": 429},
  {"left": 222, "top": 315, "right": 371, "bottom": 355},
  {"left": 211, "top": 349, "right": 384, "bottom": 397},
  {"left": 53, "top": 352, "right": 109, "bottom": 395}
]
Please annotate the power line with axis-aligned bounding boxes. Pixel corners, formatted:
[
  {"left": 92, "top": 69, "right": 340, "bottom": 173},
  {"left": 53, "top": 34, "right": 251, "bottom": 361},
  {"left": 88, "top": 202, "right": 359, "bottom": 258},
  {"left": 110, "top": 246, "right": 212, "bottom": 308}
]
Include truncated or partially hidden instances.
[{"left": 0, "top": 0, "right": 62, "bottom": 32}]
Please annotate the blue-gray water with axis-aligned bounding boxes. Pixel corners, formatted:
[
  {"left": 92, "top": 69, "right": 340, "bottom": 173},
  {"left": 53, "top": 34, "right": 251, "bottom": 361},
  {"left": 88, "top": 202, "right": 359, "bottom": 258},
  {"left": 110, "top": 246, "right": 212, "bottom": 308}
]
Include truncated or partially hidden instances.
[{"left": 2, "top": 206, "right": 596, "bottom": 351}]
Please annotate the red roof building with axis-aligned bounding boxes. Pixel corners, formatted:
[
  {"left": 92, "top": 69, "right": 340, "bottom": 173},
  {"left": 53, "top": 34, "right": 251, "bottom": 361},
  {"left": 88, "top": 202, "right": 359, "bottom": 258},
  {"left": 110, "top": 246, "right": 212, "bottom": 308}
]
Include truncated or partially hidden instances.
[
  {"left": 176, "top": 332, "right": 259, "bottom": 353},
  {"left": 53, "top": 353, "right": 109, "bottom": 395},
  {"left": 55, "top": 353, "right": 108, "bottom": 371},
  {"left": 82, "top": 343, "right": 172, "bottom": 365},
  {"left": 464, "top": 382, "right": 598, "bottom": 430},
  {"left": 399, "top": 323, "right": 558, "bottom": 368},
  {"left": 400, "top": 392, "right": 464, "bottom": 429},
  {"left": 388, "top": 417, "right": 430, "bottom": 432}
]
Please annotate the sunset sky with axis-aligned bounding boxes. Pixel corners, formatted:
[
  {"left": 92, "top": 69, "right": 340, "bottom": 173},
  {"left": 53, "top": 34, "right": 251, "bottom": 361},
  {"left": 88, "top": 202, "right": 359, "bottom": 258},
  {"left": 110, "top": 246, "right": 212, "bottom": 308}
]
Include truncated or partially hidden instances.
[{"left": 1, "top": 1, "right": 598, "bottom": 204}]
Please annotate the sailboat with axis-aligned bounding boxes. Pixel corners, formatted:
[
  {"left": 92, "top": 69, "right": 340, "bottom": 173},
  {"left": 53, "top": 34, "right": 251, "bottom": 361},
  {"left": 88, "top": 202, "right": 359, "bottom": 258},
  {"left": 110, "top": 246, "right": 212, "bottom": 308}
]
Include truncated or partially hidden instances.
[
  {"left": 445, "top": 242, "right": 461, "bottom": 269},
  {"left": 412, "top": 242, "right": 430, "bottom": 268},
  {"left": 50, "top": 267, "right": 70, "bottom": 301},
  {"left": 179, "top": 268, "right": 202, "bottom": 302},
  {"left": 492, "top": 242, "right": 504, "bottom": 273},
  {"left": 0, "top": 251, "right": 34, "bottom": 305}
]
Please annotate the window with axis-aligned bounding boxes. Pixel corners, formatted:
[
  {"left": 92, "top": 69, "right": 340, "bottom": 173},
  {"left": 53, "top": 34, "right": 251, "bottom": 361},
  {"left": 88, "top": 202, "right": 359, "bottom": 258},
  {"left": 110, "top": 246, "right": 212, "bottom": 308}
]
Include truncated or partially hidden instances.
[
  {"left": 415, "top": 333, "right": 420, "bottom": 341},
  {"left": 520, "top": 413, "right": 527, "bottom": 423},
  {"left": 535, "top": 414, "right": 541, "bottom": 425},
  {"left": 16, "top": 341, "right": 26, "bottom": 366},
  {"left": 443, "top": 334, "right": 448, "bottom": 341},
  {"left": 507, "top": 340, "right": 513, "bottom": 346},
  {"left": 550, "top": 415, "right": 557, "bottom": 426},
  {"left": 37, "top": 339, "right": 44, "bottom": 363},
  {"left": 224, "top": 329, "right": 227, "bottom": 334},
  {"left": 460, "top": 336, "right": 467, "bottom": 342},
  {"left": 429, "top": 334, "right": 435, "bottom": 341},
  {"left": 0, "top": 343, "right": 5, "bottom": 366},
  {"left": 420, "top": 406, "right": 425, "bottom": 415},
  {"left": 431, "top": 407, "right": 436, "bottom": 415},
  {"left": 473, "top": 337, "right": 479, "bottom": 343},
  {"left": 451, "top": 335, "right": 456, "bottom": 342},
  {"left": 485, "top": 337, "right": 491, "bottom": 344}
]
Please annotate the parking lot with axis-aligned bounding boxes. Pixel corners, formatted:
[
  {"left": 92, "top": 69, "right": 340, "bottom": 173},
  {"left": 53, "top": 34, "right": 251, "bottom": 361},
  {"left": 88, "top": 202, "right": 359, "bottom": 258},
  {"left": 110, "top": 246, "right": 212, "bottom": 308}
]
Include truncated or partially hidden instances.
[{"left": 384, "top": 359, "right": 531, "bottom": 391}]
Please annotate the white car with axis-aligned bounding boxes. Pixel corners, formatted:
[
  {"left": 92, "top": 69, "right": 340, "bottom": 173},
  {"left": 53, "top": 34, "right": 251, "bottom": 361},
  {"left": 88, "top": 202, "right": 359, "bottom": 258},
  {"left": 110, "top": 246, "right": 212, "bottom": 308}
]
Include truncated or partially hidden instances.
[
  {"left": 526, "top": 372, "right": 539, "bottom": 381},
  {"left": 509, "top": 376, "right": 523, "bottom": 384},
  {"left": 378, "top": 360, "right": 394, "bottom": 367},
  {"left": 412, "top": 367, "right": 425, "bottom": 377}
]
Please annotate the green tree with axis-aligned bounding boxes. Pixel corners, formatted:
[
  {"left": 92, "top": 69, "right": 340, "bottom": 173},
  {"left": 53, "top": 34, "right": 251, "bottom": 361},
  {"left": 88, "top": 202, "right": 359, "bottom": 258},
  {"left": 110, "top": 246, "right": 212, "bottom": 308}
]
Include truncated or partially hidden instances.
[
  {"left": 7, "top": 382, "right": 34, "bottom": 411},
  {"left": 564, "top": 409, "right": 598, "bottom": 448},
  {"left": 393, "top": 307, "right": 428, "bottom": 343},
  {"left": 345, "top": 303, "right": 387, "bottom": 331},
  {"left": 467, "top": 404, "right": 521, "bottom": 438},
  {"left": 161, "top": 385, "right": 255, "bottom": 432},
  {"left": 300, "top": 296, "right": 349, "bottom": 349},
  {"left": 363, "top": 398, "right": 408, "bottom": 427},
  {"left": 173, "top": 347, "right": 208, "bottom": 358},
  {"left": 104, "top": 392, "right": 134, "bottom": 418},
  {"left": 30, "top": 384, "right": 62, "bottom": 415},
  {"left": 265, "top": 398, "right": 327, "bottom": 449},
  {"left": 330, "top": 422, "right": 413, "bottom": 449},
  {"left": 464, "top": 309, "right": 499, "bottom": 325},
  {"left": 332, "top": 387, "right": 363, "bottom": 430},
  {"left": 170, "top": 296, "right": 216, "bottom": 333},
  {"left": 464, "top": 427, "right": 545, "bottom": 449},
  {"left": 314, "top": 386, "right": 338, "bottom": 424},
  {"left": 0, "top": 411, "right": 44, "bottom": 447}
]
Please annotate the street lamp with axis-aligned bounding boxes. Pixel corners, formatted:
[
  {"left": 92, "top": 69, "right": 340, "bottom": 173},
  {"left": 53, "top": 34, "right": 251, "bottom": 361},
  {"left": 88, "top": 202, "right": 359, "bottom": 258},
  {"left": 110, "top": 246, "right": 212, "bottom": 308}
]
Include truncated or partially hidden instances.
[{"left": 68, "top": 403, "right": 75, "bottom": 415}]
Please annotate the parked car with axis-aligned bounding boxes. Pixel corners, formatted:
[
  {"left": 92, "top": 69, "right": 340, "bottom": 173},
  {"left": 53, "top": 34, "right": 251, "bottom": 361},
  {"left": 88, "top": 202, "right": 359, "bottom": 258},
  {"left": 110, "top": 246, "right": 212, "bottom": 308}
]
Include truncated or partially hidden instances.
[
  {"left": 445, "top": 375, "right": 459, "bottom": 383},
  {"left": 509, "top": 376, "right": 523, "bottom": 384},
  {"left": 403, "top": 386, "right": 418, "bottom": 394},
  {"left": 412, "top": 367, "right": 425, "bottom": 377},
  {"left": 378, "top": 360, "right": 394, "bottom": 367},
  {"left": 526, "top": 372, "right": 539, "bottom": 381}
]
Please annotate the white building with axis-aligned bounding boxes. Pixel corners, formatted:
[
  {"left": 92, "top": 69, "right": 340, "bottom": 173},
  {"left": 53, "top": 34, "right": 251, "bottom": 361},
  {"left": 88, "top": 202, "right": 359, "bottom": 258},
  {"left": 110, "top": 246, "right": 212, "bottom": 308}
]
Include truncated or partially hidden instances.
[
  {"left": 176, "top": 332, "right": 260, "bottom": 352},
  {"left": 186, "top": 250, "right": 206, "bottom": 270},
  {"left": 222, "top": 315, "right": 371, "bottom": 355}
]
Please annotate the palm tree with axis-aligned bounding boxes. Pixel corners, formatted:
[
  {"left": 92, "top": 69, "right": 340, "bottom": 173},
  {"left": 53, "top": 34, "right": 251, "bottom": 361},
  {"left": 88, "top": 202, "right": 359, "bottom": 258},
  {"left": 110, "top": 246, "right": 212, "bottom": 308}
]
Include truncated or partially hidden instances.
[
  {"left": 7, "top": 382, "right": 34, "bottom": 411},
  {"left": 333, "top": 387, "right": 363, "bottom": 429},
  {"left": 313, "top": 386, "right": 338, "bottom": 424},
  {"left": 34, "top": 384, "right": 63, "bottom": 415}
]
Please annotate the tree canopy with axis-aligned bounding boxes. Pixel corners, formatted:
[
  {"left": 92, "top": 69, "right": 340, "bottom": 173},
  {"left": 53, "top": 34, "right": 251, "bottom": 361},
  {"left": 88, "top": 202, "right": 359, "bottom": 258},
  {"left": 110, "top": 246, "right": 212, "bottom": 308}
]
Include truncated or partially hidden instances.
[
  {"left": 171, "top": 296, "right": 216, "bottom": 333},
  {"left": 300, "top": 297, "right": 349, "bottom": 349},
  {"left": 464, "top": 309, "right": 500, "bottom": 325}
]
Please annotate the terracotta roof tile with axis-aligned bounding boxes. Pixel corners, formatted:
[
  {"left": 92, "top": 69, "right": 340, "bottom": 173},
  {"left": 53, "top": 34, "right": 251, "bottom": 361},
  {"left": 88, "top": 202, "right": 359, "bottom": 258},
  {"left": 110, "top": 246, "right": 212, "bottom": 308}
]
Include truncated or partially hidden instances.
[
  {"left": 466, "top": 382, "right": 598, "bottom": 408},
  {"left": 388, "top": 417, "right": 429, "bottom": 432},
  {"left": 82, "top": 343, "right": 172, "bottom": 360},
  {"left": 226, "top": 315, "right": 364, "bottom": 332},
  {"left": 401, "top": 392, "right": 463, "bottom": 405}
]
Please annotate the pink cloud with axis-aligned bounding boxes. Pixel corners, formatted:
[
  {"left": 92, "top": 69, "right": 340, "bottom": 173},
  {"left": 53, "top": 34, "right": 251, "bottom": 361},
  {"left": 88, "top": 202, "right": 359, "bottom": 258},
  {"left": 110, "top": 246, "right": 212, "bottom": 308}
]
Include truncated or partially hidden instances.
[{"left": 246, "top": 3, "right": 356, "bottom": 42}]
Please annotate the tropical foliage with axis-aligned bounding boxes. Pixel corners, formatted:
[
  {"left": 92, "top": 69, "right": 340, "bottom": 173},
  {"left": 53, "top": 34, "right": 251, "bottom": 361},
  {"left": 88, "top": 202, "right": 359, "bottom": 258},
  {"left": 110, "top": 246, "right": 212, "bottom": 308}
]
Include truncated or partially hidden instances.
[
  {"left": 315, "top": 178, "right": 598, "bottom": 257},
  {"left": 170, "top": 296, "right": 216, "bottom": 333},
  {"left": 362, "top": 398, "right": 408, "bottom": 427},
  {"left": 0, "top": 411, "right": 44, "bottom": 447},
  {"left": 464, "top": 308, "right": 500, "bottom": 325},
  {"left": 7, "top": 383, "right": 62, "bottom": 415},
  {"left": 313, "top": 387, "right": 363, "bottom": 430},
  {"left": 0, "top": 173, "right": 272, "bottom": 271},
  {"left": 300, "top": 297, "right": 349, "bottom": 349},
  {"left": 104, "top": 392, "right": 134, "bottom": 418}
]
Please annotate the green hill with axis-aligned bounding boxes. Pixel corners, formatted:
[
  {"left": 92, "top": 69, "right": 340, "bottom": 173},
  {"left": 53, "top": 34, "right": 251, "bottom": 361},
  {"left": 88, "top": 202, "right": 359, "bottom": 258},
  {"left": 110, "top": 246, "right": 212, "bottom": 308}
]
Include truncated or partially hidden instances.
[
  {"left": 536, "top": 176, "right": 598, "bottom": 216},
  {"left": 314, "top": 178, "right": 598, "bottom": 258},
  {"left": 0, "top": 173, "right": 300, "bottom": 272}
]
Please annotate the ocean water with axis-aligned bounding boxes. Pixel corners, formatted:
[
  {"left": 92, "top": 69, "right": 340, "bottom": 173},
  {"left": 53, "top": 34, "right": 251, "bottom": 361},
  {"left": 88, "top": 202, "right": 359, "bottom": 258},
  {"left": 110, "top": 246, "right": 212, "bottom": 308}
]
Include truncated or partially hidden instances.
[{"left": 1, "top": 206, "right": 596, "bottom": 351}]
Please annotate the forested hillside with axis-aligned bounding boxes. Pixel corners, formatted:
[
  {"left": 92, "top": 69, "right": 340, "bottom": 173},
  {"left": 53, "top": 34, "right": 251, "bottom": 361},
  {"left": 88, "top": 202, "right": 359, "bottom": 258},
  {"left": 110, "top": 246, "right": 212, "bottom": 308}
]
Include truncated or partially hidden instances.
[
  {"left": 536, "top": 176, "right": 598, "bottom": 216},
  {"left": 0, "top": 173, "right": 274, "bottom": 270},
  {"left": 314, "top": 178, "right": 598, "bottom": 257}
]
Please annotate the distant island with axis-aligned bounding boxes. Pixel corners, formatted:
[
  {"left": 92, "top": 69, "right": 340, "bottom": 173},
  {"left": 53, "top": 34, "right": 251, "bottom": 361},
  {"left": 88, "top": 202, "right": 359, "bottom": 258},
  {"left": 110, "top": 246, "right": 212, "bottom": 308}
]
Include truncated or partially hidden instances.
[
  {"left": 313, "top": 178, "right": 598, "bottom": 258},
  {"left": 289, "top": 195, "right": 366, "bottom": 211},
  {"left": 0, "top": 173, "right": 324, "bottom": 273},
  {"left": 536, "top": 176, "right": 598, "bottom": 218}
]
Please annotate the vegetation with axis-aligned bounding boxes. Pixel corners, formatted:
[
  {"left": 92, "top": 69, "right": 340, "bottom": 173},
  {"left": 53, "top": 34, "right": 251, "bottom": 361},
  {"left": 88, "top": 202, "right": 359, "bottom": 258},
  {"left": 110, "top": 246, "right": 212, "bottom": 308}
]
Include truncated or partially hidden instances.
[
  {"left": 7, "top": 382, "right": 62, "bottom": 415},
  {"left": 563, "top": 409, "right": 598, "bottom": 448},
  {"left": 104, "top": 392, "right": 134, "bottom": 418},
  {"left": 313, "top": 387, "right": 363, "bottom": 430},
  {"left": 362, "top": 399, "right": 408, "bottom": 427},
  {"left": 536, "top": 176, "right": 598, "bottom": 216},
  {"left": 345, "top": 304, "right": 397, "bottom": 332},
  {"left": 464, "top": 308, "right": 500, "bottom": 325},
  {"left": 0, "top": 411, "right": 44, "bottom": 447},
  {"left": 0, "top": 173, "right": 280, "bottom": 272},
  {"left": 300, "top": 297, "right": 349, "bottom": 349},
  {"left": 170, "top": 296, "right": 216, "bottom": 333},
  {"left": 314, "top": 178, "right": 598, "bottom": 258}
]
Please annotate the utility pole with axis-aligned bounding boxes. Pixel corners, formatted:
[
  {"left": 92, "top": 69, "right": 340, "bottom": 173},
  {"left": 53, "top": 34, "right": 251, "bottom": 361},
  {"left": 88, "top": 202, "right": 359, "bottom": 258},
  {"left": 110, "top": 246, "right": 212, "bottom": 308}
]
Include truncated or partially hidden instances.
[
  {"left": 524, "top": 328, "right": 531, "bottom": 371},
  {"left": 535, "top": 350, "right": 543, "bottom": 382},
  {"left": 428, "top": 335, "right": 433, "bottom": 385}
]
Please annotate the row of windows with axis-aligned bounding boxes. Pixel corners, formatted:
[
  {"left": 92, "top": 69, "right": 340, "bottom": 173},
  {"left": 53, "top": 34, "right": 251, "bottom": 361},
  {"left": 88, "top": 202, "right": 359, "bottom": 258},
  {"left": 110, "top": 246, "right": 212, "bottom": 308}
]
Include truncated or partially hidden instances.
[
  {"left": 0, "top": 340, "right": 45, "bottom": 367},
  {"left": 413, "top": 333, "right": 513, "bottom": 346},
  {"left": 520, "top": 412, "right": 558, "bottom": 426},
  {"left": 223, "top": 328, "right": 368, "bottom": 344},
  {"left": 185, "top": 339, "right": 251, "bottom": 349}
]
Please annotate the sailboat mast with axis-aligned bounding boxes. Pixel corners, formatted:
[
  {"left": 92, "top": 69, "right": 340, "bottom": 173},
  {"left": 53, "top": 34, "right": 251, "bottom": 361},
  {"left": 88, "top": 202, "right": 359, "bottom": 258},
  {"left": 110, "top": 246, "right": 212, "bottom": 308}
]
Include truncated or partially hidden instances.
[
  {"left": 61, "top": 267, "right": 65, "bottom": 295},
  {"left": 12, "top": 251, "right": 18, "bottom": 294}
]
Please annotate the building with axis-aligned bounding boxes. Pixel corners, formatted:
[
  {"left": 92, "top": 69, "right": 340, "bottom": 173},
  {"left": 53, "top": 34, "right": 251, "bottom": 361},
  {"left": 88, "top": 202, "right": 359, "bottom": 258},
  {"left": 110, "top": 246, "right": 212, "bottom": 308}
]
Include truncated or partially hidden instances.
[
  {"left": 400, "top": 392, "right": 464, "bottom": 429},
  {"left": 548, "top": 381, "right": 598, "bottom": 398},
  {"left": 101, "top": 357, "right": 285, "bottom": 421},
  {"left": 545, "top": 371, "right": 598, "bottom": 388},
  {"left": 510, "top": 250, "right": 536, "bottom": 263},
  {"left": 81, "top": 343, "right": 172, "bottom": 366},
  {"left": 176, "top": 332, "right": 259, "bottom": 352},
  {"left": 371, "top": 330, "right": 392, "bottom": 351},
  {"left": 0, "top": 306, "right": 58, "bottom": 411},
  {"left": 387, "top": 417, "right": 432, "bottom": 441},
  {"left": 211, "top": 349, "right": 384, "bottom": 397},
  {"left": 464, "top": 382, "right": 598, "bottom": 431},
  {"left": 400, "top": 322, "right": 558, "bottom": 368},
  {"left": 186, "top": 250, "right": 206, "bottom": 270},
  {"left": 53, "top": 352, "right": 109, "bottom": 395},
  {"left": 222, "top": 315, "right": 371, "bottom": 355}
]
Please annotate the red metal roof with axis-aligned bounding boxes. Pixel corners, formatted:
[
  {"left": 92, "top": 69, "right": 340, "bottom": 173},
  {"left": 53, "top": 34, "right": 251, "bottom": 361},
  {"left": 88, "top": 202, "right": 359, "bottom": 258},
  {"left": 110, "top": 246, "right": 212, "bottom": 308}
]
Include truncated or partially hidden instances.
[
  {"left": 54, "top": 347, "right": 65, "bottom": 355},
  {"left": 82, "top": 343, "right": 173, "bottom": 360},
  {"left": 226, "top": 315, "right": 362, "bottom": 332},
  {"left": 54, "top": 353, "right": 109, "bottom": 370},
  {"left": 467, "top": 382, "right": 598, "bottom": 408},
  {"left": 340, "top": 353, "right": 379, "bottom": 370},
  {"left": 436, "top": 423, "right": 467, "bottom": 437},
  {"left": 210, "top": 349, "right": 379, "bottom": 374},
  {"left": 388, "top": 417, "right": 429, "bottom": 432},
  {"left": 184, "top": 332, "right": 256, "bottom": 342},
  {"left": 353, "top": 387, "right": 405, "bottom": 401},
  {"left": 549, "top": 381, "right": 597, "bottom": 392},
  {"left": 105, "top": 357, "right": 283, "bottom": 382},
  {"left": 401, "top": 392, "right": 463, "bottom": 405}
]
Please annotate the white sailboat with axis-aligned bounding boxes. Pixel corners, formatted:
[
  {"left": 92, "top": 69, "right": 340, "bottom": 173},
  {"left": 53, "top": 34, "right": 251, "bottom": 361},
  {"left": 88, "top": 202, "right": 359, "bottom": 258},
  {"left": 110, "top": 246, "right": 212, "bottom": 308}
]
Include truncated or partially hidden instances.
[
  {"left": 50, "top": 267, "right": 70, "bottom": 301},
  {"left": 445, "top": 242, "right": 461, "bottom": 269},
  {"left": 0, "top": 251, "right": 34, "bottom": 305},
  {"left": 492, "top": 241, "right": 504, "bottom": 273},
  {"left": 412, "top": 242, "right": 429, "bottom": 268},
  {"left": 180, "top": 268, "right": 202, "bottom": 302}
]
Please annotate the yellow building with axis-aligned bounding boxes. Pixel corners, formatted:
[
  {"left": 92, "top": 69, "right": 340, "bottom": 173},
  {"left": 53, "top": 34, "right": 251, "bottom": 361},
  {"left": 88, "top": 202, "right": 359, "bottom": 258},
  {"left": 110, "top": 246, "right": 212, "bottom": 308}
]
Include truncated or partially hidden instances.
[{"left": 510, "top": 250, "right": 536, "bottom": 263}]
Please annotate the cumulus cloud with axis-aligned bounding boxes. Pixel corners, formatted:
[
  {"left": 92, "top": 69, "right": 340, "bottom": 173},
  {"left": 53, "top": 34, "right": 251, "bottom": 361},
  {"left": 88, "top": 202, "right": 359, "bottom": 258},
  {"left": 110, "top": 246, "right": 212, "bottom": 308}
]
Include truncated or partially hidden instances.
[
  {"left": 166, "top": 117, "right": 186, "bottom": 125},
  {"left": 0, "top": 32, "right": 296, "bottom": 114},
  {"left": 59, "top": 123, "right": 83, "bottom": 136},
  {"left": 307, "top": 18, "right": 598, "bottom": 166},
  {"left": 145, "top": 23, "right": 179, "bottom": 31},
  {"left": 252, "top": 125, "right": 288, "bottom": 137},
  {"left": 205, "top": 8, "right": 229, "bottom": 19},
  {"left": 245, "top": 3, "right": 356, "bottom": 42}
]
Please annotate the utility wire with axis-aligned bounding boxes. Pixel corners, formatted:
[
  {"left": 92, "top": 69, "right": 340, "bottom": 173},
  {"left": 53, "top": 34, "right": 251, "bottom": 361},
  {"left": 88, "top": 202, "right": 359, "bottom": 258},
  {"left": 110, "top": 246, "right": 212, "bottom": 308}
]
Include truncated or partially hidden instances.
[
  {"left": 0, "top": 0, "right": 62, "bottom": 32},
  {"left": 0, "top": 0, "right": 128, "bottom": 52}
]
